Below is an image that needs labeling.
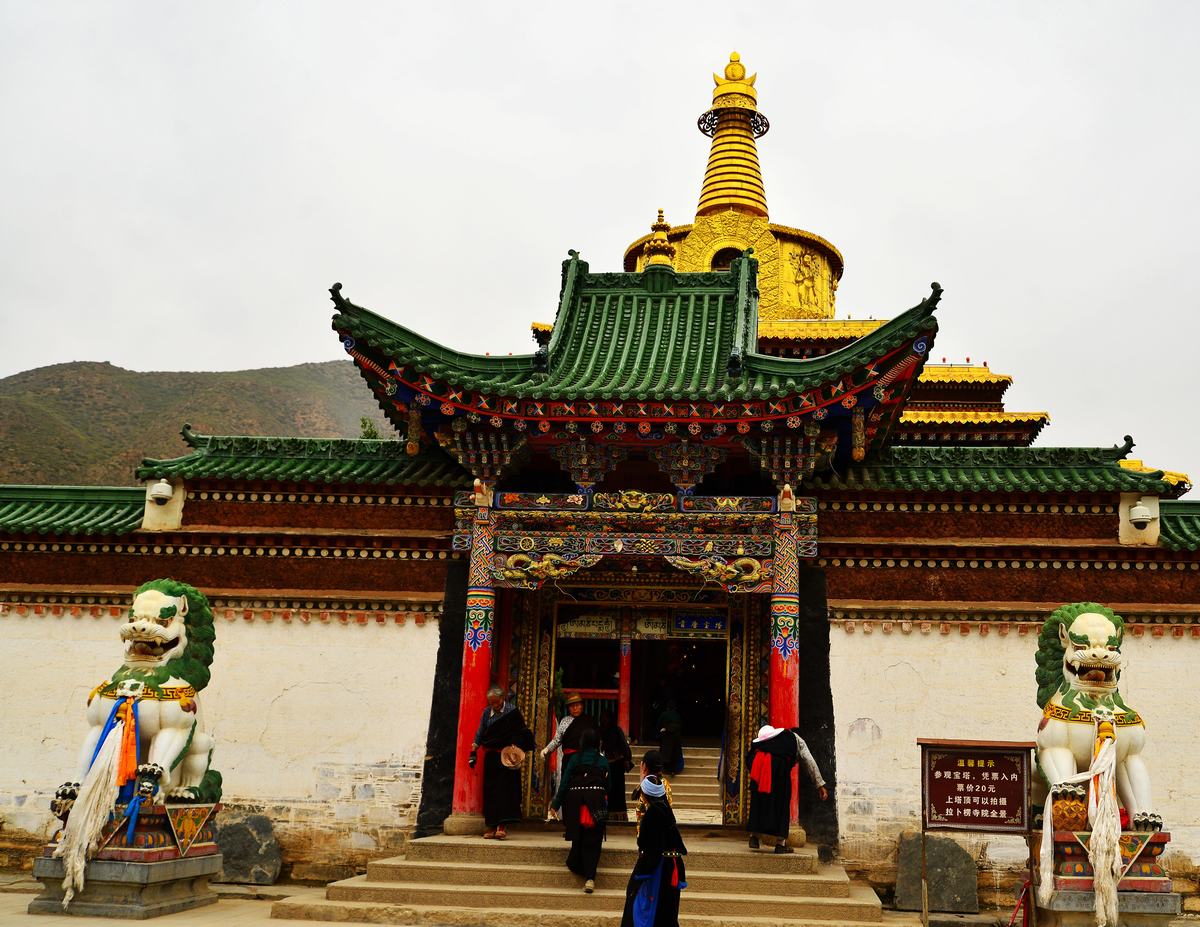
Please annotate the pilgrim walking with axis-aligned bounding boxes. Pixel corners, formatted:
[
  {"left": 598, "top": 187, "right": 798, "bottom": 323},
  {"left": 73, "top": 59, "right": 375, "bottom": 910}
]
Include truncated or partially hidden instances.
[
  {"left": 620, "top": 773, "right": 687, "bottom": 927},
  {"left": 550, "top": 728, "right": 609, "bottom": 892},
  {"left": 470, "top": 685, "right": 534, "bottom": 840},
  {"left": 600, "top": 711, "right": 633, "bottom": 822},
  {"left": 745, "top": 724, "right": 829, "bottom": 852},
  {"left": 540, "top": 692, "right": 598, "bottom": 793}
]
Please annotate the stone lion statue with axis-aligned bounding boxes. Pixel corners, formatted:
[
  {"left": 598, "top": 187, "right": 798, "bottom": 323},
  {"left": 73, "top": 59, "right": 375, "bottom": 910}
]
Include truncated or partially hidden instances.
[
  {"left": 1034, "top": 601, "right": 1158, "bottom": 831},
  {"left": 53, "top": 579, "right": 222, "bottom": 904}
]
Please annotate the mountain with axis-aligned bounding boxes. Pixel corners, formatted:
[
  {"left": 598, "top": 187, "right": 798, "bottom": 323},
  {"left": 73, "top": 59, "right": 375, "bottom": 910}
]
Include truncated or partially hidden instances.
[{"left": 0, "top": 360, "right": 390, "bottom": 486}]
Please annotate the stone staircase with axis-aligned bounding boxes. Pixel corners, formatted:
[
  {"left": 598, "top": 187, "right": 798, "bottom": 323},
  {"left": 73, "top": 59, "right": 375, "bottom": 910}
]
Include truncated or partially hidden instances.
[
  {"left": 271, "top": 829, "right": 894, "bottom": 926},
  {"left": 644, "top": 743, "right": 724, "bottom": 826}
]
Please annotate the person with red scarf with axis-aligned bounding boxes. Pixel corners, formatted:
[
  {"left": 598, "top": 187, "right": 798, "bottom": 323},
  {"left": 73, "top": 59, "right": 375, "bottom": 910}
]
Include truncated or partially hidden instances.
[{"left": 745, "top": 724, "right": 828, "bottom": 853}]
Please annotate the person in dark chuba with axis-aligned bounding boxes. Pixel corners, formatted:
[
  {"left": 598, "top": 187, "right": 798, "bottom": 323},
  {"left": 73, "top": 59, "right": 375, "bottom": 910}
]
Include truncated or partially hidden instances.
[
  {"left": 540, "top": 692, "right": 598, "bottom": 792},
  {"left": 599, "top": 711, "right": 633, "bottom": 822},
  {"left": 655, "top": 700, "right": 684, "bottom": 776},
  {"left": 620, "top": 772, "right": 687, "bottom": 927},
  {"left": 469, "top": 684, "right": 534, "bottom": 840},
  {"left": 550, "top": 728, "right": 609, "bottom": 893},
  {"left": 630, "top": 749, "right": 673, "bottom": 833},
  {"left": 745, "top": 724, "right": 799, "bottom": 853}
]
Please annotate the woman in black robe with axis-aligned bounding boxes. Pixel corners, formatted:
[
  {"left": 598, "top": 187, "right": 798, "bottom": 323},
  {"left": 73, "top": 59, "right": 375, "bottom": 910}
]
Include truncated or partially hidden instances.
[
  {"left": 472, "top": 686, "right": 534, "bottom": 839},
  {"left": 621, "top": 775, "right": 687, "bottom": 927},
  {"left": 745, "top": 724, "right": 799, "bottom": 853},
  {"left": 550, "top": 728, "right": 609, "bottom": 892},
  {"left": 655, "top": 702, "right": 684, "bottom": 775},
  {"left": 599, "top": 712, "right": 633, "bottom": 822}
]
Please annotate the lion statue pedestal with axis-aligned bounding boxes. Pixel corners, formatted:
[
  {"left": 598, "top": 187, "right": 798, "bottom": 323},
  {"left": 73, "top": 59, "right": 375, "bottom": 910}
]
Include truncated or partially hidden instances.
[
  {"left": 28, "top": 580, "right": 225, "bottom": 919},
  {"left": 1032, "top": 603, "right": 1180, "bottom": 927}
]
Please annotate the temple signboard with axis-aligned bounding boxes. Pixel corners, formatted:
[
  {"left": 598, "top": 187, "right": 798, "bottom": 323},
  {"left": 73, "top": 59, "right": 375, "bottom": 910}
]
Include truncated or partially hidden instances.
[{"left": 919, "top": 739, "right": 1033, "bottom": 834}]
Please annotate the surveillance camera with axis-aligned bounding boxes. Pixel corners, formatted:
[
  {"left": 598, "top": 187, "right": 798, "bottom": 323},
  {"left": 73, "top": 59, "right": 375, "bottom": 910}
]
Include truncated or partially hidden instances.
[
  {"left": 1128, "top": 500, "right": 1153, "bottom": 530},
  {"left": 149, "top": 479, "right": 174, "bottom": 506}
]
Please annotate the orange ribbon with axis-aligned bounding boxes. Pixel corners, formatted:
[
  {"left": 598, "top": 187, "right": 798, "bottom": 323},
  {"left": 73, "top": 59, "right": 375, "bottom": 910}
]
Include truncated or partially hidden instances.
[{"left": 115, "top": 699, "right": 139, "bottom": 787}]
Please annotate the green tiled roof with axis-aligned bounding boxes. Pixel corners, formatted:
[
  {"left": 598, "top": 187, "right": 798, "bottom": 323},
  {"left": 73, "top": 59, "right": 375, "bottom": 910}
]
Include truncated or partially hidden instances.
[
  {"left": 0, "top": 485, "right": 144, "bottom": 536},
  {"left": 1160, "top": 501, "right": 1200, "bottom": 551},
  {"left": 804, "top": 439, "right": 1186, "bottom": 496},
  {"left": 331, "top": 254, "right": 941, "bottom": 403},
  {"left": 135, "top": 426, "right": 472, "bottom": 488}
]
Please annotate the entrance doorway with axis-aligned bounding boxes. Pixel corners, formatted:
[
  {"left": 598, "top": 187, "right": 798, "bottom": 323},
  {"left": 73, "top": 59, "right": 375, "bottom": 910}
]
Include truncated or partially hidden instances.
[
  {"left": 551, "top": 605, "right": 729, "bottom": 748},
  {"left": 630, "top": 638, "right": 726, "bottom": 745}
]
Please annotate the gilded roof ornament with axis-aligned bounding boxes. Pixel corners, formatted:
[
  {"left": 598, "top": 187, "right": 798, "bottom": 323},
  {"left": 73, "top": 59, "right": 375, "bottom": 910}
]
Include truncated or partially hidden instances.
[
  {"left": 697, "top": 52, "right": 769, "bottom": 218},
  {"left": 643, "top": 209, "right": 676, "bottom": 267}
]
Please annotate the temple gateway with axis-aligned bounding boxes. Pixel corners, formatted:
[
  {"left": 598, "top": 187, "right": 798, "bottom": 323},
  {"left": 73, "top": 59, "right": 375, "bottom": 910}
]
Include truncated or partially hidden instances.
[{"left": 3, "top": 53, "right": 1199, "bottom": 916}]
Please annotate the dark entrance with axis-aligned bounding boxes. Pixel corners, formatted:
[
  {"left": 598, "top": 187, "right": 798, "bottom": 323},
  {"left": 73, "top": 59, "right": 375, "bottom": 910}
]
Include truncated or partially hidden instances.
[{"left": 630, "top": 638, "right": 726, "bottom": 745}]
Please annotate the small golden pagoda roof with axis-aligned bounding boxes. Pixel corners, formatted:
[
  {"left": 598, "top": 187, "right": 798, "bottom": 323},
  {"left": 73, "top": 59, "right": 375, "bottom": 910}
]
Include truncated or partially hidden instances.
[
  {"left": 917, "top": 364, "right": 1014, "bottom": 386},
  {"left": 642, "top": 209, "right": 676, "bottom": 267},
  {"left": 898, "top": 410, "right": 1050, "bottom": 426}
]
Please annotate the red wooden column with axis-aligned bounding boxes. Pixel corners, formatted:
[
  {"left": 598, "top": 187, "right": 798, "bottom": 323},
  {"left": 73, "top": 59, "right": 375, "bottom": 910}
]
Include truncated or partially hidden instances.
[
  {"left": 769, "top": 502, "right": 801, "bottom": 831},
  {"left": 445, "top": 485, "right": 496, "bottom": 834},
  {"left": 618, "top": 636, "right": 632, "bottom": 735}
]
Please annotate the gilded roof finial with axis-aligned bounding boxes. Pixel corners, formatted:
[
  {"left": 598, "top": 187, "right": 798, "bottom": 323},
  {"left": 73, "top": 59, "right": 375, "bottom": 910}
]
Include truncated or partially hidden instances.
[
  {"left": 696, "top": 53, "right": 769, "bottom": 218},
  {"left": 713, "top": 51, "right": 755, "bottom": 100},
  {"left": 643, "top": 209, "right": 676, "bottom": 267}
]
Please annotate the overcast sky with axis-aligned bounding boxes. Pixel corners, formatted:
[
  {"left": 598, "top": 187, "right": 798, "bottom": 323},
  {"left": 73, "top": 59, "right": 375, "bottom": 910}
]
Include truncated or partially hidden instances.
[{"left": 2, "top": 2, "right": 1198, "bottom": 480}]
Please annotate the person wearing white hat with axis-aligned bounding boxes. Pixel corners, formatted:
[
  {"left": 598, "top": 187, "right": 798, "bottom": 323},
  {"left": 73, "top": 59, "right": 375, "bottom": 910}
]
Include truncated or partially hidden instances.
[{"left": 745, "top": 725, "right": 801, "bottom": 853}]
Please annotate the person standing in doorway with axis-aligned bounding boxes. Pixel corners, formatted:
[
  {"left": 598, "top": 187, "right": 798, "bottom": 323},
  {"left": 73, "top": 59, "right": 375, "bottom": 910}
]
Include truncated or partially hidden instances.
[
  {"left": 470, "top": 685, "right": 534, "bottom": 840},
  {"left": 600, "top": 711, "right": 633, "bottom": 822},
  {"left": 745, "top": 725, "right": 799, "bottom": 853},
  {"left": 550, "top": 728, "right": 609, "bottom": 893},
  {"left": 620, "top": 772, "right": 687, "bottom": 927},
  {"left": 655, "top": 700, "right": 684, "bottom": 776}
]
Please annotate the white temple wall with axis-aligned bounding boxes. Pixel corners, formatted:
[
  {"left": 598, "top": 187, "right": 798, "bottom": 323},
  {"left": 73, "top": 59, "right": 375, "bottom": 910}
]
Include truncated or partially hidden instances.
[
  {"left": 0, "top": 605, "right": 439, "bottom": 878},
  {"left": 829, "top": 619, "right": 1200, "bottom": 902}
]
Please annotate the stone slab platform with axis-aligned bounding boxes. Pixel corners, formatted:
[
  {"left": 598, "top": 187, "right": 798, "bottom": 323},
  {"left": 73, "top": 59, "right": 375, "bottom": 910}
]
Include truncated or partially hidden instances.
[{"left": 28, "top": 853, "right": 221, "bottom": 919}]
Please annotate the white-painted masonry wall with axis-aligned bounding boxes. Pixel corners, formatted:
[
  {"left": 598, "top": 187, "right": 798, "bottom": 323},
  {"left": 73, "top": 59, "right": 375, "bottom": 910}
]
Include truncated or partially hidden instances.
[
  {"left": 0, "top": 606, "right": 439, "bottom": 875},
  {"left": 830, "top": 623, "right": 1199, "bottom": 876}
]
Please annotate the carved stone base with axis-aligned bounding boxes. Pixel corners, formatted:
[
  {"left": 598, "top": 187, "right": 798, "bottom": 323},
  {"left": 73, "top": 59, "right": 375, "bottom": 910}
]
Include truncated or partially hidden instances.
[
  {"left": 442, "top": 812, "right": 486, "bottom": 836},
  {"left": 28, "top": 854, "right": 221, "bottom": 919},
  {"left": 786, "top": 823, "right": 807, "bottom": 847},
  {"left": 1048, "top": 830, "right": 1172, "bottom": 893},
  {"left": 1037, "top": 890, "right": 1180, "bottom": 927}
]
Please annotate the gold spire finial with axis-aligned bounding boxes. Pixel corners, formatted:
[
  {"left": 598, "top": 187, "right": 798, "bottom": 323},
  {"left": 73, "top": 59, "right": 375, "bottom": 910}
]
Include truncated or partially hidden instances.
[
  {"left": 697, "top": 53, "right": 769, "bottom": 218},
  {"left": 643, "top": 209, "right": 676, "bottom": 267},
  {"left": 724, "top": 51, "right": 745, "bottom": 81}
]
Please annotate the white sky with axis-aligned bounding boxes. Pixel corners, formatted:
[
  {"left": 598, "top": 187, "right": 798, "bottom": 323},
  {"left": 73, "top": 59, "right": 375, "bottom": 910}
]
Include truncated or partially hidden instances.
[{"left": 2, "top": 1, "right": 1198, "bottom": 480}]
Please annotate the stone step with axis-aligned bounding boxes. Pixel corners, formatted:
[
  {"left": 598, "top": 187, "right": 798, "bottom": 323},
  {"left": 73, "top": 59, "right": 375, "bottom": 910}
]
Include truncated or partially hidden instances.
[
  {"left": 324, "top": 879, "right": 882, "bottom": 921},
  {"left": 632, "top": 744, "right": 722, "bottom": 753},
  {"left": 666, "top": 783, "right": 723, "bottom": 796},
  {"left": 403, "top": 834, "right": 818, "bottom": 874},
  {"left": 273, "top": 897, "right": 893, "bottom": 927},
  {"left": 365, "top": 858, "right": 851, "bottom": 897}
]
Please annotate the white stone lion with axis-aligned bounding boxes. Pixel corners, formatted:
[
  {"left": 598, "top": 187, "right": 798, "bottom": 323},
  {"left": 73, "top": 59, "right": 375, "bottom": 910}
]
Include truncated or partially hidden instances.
[
  {"left": 1034, "top": 602, "right": 1158, "bottom": 830},
  {"left": 53, "top": 580, "right": 221, "bottom": 905}
]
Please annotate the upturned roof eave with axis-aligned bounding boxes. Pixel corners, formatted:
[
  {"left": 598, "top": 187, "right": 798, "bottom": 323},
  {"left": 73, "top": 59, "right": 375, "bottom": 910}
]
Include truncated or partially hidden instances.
[{"left": 330, "top": 283, "right": 540, "bottom": 378}]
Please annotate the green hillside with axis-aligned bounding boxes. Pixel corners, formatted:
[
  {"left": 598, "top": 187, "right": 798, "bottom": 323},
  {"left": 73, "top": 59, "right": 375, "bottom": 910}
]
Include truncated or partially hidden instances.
[{"left": 0, "top": 360, "right": 390, "bottom": 486}]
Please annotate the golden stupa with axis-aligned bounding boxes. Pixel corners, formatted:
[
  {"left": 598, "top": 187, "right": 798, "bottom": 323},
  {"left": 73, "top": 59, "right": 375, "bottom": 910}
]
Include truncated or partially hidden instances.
[{"left": 623, "top": 52, "right": 843, "bottom": 323}]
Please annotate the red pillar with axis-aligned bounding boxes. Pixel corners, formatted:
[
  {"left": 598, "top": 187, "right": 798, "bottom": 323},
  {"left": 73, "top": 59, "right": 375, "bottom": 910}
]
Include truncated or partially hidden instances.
[
  {"left": 769, "top": 509, "right": 801, "bottom": 826},
  {"left": 449, "top": 495, "right": 495, "bottom": 825},
  {"left": 618, "top": 636, "right": 632, "bottom": 735}
]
